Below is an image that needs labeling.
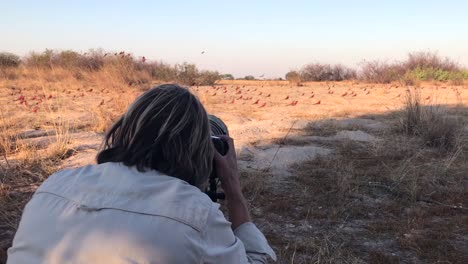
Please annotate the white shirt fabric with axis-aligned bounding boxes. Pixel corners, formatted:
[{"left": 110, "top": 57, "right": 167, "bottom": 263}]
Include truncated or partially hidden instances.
[{"left": 7, "top": 162, "right": 276, "bottom": 264}]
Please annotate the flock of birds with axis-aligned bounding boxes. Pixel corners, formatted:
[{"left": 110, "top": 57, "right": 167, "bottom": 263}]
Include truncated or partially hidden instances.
[
  {"left": 193, "top": 83, "right": 465, "bottom": 109},
  {"left": 7, "top": 82, "right": 465, "bottom": 113}
]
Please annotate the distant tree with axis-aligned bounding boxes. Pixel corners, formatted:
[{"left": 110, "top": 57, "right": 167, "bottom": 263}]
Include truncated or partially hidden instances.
[
  {"left": 285, "top": 71, "right": 301, "bottom": 85},
  {"left": 244, "top": 75, "right": 255, "bottom": 80}
]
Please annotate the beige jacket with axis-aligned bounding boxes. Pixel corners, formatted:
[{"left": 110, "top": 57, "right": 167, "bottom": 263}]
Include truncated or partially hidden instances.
[{"left": 7, "top": 162, "right": 276, "bottom": 264}]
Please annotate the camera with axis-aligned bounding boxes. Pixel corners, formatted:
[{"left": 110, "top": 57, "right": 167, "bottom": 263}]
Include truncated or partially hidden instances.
[
  {"left": 211, "top": 136, "right": 229, "bottom": 156},
  {"left": 206, "top": 115, "right": 229, "bottom": 202}
]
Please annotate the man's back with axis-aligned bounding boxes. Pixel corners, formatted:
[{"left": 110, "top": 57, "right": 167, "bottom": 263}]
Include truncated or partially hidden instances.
[{"left": 7, "top": 162, "right": 275, "bottom": 263}]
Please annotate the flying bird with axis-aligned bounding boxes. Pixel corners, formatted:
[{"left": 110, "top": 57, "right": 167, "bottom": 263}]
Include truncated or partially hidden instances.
[{"left": 201, "top": 51, "right": 205, "bottom": 54}]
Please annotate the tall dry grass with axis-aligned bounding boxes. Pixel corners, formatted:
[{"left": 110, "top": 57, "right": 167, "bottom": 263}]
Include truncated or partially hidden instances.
[{"left": 399, "top": 88, "right": 464, "bottom": 151}]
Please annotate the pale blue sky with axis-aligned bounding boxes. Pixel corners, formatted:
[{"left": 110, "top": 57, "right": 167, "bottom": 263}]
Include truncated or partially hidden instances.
[{"left": 1, "top": 0, "right": 467, "bottom": 77}]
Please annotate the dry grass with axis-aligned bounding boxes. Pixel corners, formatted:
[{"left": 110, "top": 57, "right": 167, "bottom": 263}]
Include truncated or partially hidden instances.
[
  {"left": 399, "top": 88, "right": 464, "bottom": 151},
  {"left": 0, "top": 114, "right": 74, "bottom": 263},
  {"left": 239, "top": 117, "right": 467, "bottom": 263},
  {"left": 0, "top": 67, "right": 145, "bottom": 262}
]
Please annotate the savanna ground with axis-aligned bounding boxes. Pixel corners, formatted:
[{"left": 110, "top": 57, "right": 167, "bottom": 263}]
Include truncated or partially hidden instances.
[{"left": 0, "top": 72, "right": 467, "bottom": 263}]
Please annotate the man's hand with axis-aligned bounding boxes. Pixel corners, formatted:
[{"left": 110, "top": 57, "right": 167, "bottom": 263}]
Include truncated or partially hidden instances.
[{"left": 213, "top": 136, "right": 251, "bottom": 229}]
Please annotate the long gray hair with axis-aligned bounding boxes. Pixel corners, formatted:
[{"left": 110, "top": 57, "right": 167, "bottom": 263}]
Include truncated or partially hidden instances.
[{"left": 96, "top": 84, "right": 214, "bottom": 188}]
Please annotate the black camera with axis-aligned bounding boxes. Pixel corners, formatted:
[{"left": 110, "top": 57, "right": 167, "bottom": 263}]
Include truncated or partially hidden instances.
[
  {"left": 206, "top": 115, "right": 229, "bottom": 202},
  {"left": 211, "top": 136, "right": 229, "bottom": 156}
]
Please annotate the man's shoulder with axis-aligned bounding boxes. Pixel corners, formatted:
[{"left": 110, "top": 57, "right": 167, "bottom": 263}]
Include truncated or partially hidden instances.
[{"left": 35, "top": 162, "right": 215, "bottom": 232}]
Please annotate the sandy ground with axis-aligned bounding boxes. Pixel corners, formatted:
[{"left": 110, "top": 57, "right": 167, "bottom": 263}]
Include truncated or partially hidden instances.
[
  {"left": 1, "top": 80, "right": 467, "bottom": 263},
  {"left": 6, "top": 81, "right": 465, "bottom": 174}
]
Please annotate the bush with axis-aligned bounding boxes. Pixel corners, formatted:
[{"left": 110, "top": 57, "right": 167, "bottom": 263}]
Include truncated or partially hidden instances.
[
  {"left": 400, "top": 72, "right": 421, "bottom": 87},
  {"left": 405, "top": 51, "right": 459, "bottom": 72},
  {"left": 25, "top": 50, "right": 54, "bottom": 68},
  {"left": 360, "top": 52, "right": 466, "bottom": 84},
  {"left": 0, "top": 52, "right": 21, "bottom": 67},
  {"left": 244, "top": 75, "right": 255, "bottom": 80},
  {"left": 300, "top": 63, "right": 356, "bottom": 82},
  {"left": 220, "top": 74, "right": 234, "bottom": 80},
  {"left": 196, "top": 70, "right": 220, "bottom": 86},
  {"left": 149, "top": 61, "right": 178, "bottom": 81},
  {"left": 285, "top": 71, "right": 301, "bottom": 85},
  {"left": 359, "top": 60, "right": 405, "bottom": 83}
]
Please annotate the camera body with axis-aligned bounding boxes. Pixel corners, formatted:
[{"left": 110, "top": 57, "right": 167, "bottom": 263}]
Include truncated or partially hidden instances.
[
  {"left": 211, "top": 136, "right": 229, "bottom": 156},
  {"left": 206, "top": 115, "right": 229, "bottom": 202}
]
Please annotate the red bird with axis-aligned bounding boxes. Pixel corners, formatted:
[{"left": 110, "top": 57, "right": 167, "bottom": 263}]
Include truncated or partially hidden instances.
[
  {"left": 285, "top": 96, "right": 289, "bottom": 100},
  {"left": 212, "top": 93, "right": 217, "bottom": 96},
  {"left": 254, "top": 99, "right": 259, "bottom": 104},
  {"left": 425, "top": 96, "right": 431, "bottom": 100},
  {"left": 88, "top": 89, "right": 93, "bottom": 92},
  {"left": 341, "top": 92, "right": 348, "bottom": 97},
  {"left": 310, "top": 94, "right": 315, "bottom": 98},
  {"left": 313, "top": 100, "right": 321, "bottom": 105},
  {"left": 266, "top": 94, "right": 271, "bottom": 97}
]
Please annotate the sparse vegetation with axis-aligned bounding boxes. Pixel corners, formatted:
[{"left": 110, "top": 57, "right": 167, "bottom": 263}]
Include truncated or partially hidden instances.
[
  {"left": 243, "top": 75, "right": 256, "bottom": 80},
  {"left": 285, "top": 71, "right": 301, "bottom": 85},
  {"left": 399, "top": 89, "right": 463, "bottom": 151},
  {"left": 300, "top": 63, "right": 357, "bottom": 82},
  {"left": 360, "top": 51, "right": 468, "bottom": 84},
  {"left": 0, "top": 49, "right": 220, "bottom": 86}
]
